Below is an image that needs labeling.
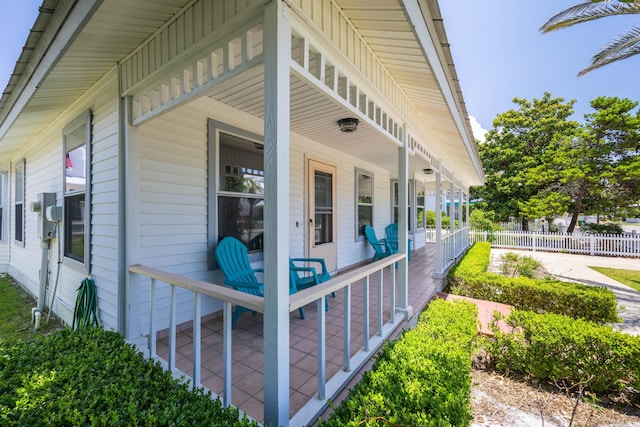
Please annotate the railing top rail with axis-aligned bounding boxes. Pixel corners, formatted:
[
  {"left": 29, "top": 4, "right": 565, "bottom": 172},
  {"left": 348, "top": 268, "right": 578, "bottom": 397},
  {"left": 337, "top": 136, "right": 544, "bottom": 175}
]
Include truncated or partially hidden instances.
[
  {"left": 289, "top": 253, "right": 404, "bottom": 311},
  {"left": 129, "top": 264, "right": 264, "bottom": 313}
]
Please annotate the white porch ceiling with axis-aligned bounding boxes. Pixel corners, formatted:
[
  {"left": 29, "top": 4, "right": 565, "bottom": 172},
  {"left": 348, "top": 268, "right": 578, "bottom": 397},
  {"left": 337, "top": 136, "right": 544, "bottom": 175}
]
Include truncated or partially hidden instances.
[
  {"left": 208, "top": 65, "right": 435, "bottom": 179},
  {"left": 0, "top": 0, "right": 188, "bottom": 156},
  {"left": 0, "top": 0, "right": 482, "bottom": 186}
]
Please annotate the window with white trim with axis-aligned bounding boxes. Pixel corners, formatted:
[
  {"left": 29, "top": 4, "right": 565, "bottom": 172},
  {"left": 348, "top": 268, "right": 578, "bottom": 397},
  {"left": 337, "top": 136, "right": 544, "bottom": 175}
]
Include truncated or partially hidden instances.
[
  {"left": 14, "top": 159, "right": 25, "bottom": 245},
  {"left": 416, "top": 182, "right": 425, "bottom": 230},
  {"left": 208, "top": 120, "right": 264, "bottom": 267},
  {"left": 355, "top": 169, "right": 373, "bottom": 239},
  {"left": 392, "top": 180, "right": 412, "bottom": 231},
  {"left": 63, "top": 110, "right": 91, "bottom": 266}
]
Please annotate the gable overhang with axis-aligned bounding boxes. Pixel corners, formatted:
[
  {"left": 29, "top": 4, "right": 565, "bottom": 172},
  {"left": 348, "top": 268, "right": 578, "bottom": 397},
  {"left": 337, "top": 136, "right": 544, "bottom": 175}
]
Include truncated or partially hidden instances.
[{"left": 0, "top": 0, "right": 188, "bottom": 158}]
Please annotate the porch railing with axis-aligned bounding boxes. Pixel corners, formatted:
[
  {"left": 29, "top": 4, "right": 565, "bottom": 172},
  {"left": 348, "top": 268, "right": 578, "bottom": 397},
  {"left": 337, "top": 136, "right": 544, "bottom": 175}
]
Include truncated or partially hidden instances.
[
  {"left": 470, "top": 230, "right": 640, "bottom": 257},
  {"left": 128, "top": 252, "right": 406, "bottom": 425},
  {"left": 439, "top": 226, "right": 470, "bottom": 273}
]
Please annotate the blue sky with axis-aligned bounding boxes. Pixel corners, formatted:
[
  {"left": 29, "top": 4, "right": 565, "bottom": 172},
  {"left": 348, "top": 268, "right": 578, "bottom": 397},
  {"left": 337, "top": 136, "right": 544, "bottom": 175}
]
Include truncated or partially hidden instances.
[
  {"left": 2, "top": 1, "right": 640, "bottom": 143},
  {"left": 440, "top": 1, "right": 640, "bottom": 141},
  {"left": 0, "top": 1, "right": 41, "bottom": 92}
]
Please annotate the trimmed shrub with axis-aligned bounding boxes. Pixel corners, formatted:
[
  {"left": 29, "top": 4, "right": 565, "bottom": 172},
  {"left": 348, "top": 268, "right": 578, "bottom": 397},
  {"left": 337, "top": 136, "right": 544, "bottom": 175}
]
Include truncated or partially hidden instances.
[
  {"left": 581, "top": 222, "right": 623, "bottom": 235},
  {"left": 320, "top": 299, "right": 478, "bottom": 427},
  {"left": 486, "top": 310, "right": 640, "bottom": 393},
  {"left": 448, "top": 243, "right": 619, "bottom": 324},
  {"left": 0, "top": 327, "right": 258, "bottom": 426}
]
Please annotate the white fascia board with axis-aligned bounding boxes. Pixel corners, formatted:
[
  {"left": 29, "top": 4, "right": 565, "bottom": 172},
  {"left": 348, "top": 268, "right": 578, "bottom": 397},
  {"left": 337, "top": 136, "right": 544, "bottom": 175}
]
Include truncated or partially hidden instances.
[
  {"left": 0, "top": 0, "right": 103, "bottom": 141},
  {"left": 400, "top": 0, "right": 484, "bottom": 184}
]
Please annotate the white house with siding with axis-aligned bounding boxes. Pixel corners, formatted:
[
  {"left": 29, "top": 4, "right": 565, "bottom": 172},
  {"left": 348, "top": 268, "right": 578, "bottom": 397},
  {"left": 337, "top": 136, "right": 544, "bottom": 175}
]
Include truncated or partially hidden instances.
[{"left": 0, "top": 0, "right": 484, "bottom": 425}]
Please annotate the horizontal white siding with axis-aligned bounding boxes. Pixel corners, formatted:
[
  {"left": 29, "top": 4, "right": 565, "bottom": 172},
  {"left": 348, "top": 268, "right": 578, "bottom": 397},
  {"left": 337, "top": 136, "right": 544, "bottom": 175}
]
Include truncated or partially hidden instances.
[
  {"left": 0, "top": 164, "right": 8, "bottom": 270},
  {"left": 132, "top": 96, "right": 396, "bottom": 333},
  {"left": 7, "top": 69, "right": 120, "bottom": 328},
  {"left": 290, "top": 133, "right": 392, "bottom": 269}
]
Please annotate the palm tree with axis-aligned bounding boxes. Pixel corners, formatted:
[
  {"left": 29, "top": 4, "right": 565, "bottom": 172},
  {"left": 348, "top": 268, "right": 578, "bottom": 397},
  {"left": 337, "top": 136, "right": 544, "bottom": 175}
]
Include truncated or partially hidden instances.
[{"left": 540, "top": 1, "right": 640, "bottom": 76}]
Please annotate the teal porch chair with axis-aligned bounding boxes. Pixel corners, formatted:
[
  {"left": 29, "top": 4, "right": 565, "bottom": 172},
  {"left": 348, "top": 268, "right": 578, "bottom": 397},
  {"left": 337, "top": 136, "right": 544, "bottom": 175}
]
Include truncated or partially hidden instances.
[
  {"left": 289, "top": 257, "right": 334, "bottom": 311},
  {"left": 364, "top": 225, "right": 395, "bottom": 262},
  {"left": 215, "top": 236, "right": 304, "bottom": 327},
  {"left": 384, "top": 223, "right": 412, "bottom": 262}
]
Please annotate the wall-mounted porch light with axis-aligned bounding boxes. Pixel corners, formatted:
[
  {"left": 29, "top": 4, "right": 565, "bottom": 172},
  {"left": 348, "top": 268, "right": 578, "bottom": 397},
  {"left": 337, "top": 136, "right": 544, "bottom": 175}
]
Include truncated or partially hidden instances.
[{"left": 337, "top": 118, "right": 359, "bottom": 133}]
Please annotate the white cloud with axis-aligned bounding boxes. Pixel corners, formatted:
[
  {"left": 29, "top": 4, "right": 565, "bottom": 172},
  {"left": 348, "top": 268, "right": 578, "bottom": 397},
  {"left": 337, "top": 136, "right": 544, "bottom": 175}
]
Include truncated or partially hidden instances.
[{"left": 469, "top": 115, "right": 487, "bottom": 143}]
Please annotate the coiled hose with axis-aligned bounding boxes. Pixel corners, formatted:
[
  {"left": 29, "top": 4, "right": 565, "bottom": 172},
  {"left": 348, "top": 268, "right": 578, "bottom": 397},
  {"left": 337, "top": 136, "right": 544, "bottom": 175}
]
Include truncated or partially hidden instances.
[{"left": 72, "top": 277, "right": 99, "bottom": 330}]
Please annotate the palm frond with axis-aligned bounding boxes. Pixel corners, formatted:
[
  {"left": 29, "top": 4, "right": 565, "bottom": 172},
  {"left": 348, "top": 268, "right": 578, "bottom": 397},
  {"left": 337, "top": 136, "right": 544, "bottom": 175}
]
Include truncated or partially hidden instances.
[
  {"left": 540, "top": 1, "right": 640, "bottom": 33},
  {"left": 591, "top": 26, "right": 640, "bottom": 63},
  {"left": 579, "top": 40, "right": 640, "bottom": 76}
]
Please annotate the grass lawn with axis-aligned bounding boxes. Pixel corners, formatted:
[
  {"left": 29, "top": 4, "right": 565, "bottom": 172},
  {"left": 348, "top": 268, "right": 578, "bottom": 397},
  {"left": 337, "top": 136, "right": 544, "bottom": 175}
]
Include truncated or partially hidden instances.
[
  {"left": 0, "top": 275, "right": 63, "bottom": 342},
  {"left": 589, "top": 266, "right": 640, "bottom": 293}
]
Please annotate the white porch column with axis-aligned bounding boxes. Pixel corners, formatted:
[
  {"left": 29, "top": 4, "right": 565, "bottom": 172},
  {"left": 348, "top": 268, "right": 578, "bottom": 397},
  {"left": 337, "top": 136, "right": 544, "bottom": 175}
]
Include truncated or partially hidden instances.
[
  {"left": 465, "top": 189, "right": 470, "bottom": 227},
  {"left": 434, "top": 167, "right": 443, "bottom": 278},
  {"left": 449, "top": 178, "right": 455, "bottom": 233},
  {"left": 263, "top": 2, "right": 291, "bottom": 425},
  {"left": 458, "top": 186, "right": 464, "bottom": 228},
  {"left": 397, "top": 127, "right": 410, "bottom": 316}
]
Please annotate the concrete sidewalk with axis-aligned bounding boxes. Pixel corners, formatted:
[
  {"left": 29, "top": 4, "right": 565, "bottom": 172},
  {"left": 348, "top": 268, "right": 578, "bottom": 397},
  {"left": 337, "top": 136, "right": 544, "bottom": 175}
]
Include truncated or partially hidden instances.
[{"left": 491, "top": 249, "right": 640, "bottom": 335}]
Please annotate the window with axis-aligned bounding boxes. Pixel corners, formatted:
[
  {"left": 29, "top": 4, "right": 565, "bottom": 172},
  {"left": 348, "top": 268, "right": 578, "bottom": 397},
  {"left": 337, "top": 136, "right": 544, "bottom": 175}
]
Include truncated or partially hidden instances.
[
  {"left": 14, "top": 160, "right": 25, "bottom": 245},
  {"left": 209, "top": 120, "right": 264, "bottom": 266},
  {"left": 0, "top": 172, "right": 7, "bottom": 241},
  {"left": 392, "top": 180, "right": 412, "bottom": 231},
  {"left": 416, "top": 183, "right": 425, "bottom": 230},
  {"left": 355, "top": 169, "right": 373, "bottom": 239},
  {"left": 63, "top": 111, "right": 91, "bottom": 266}
]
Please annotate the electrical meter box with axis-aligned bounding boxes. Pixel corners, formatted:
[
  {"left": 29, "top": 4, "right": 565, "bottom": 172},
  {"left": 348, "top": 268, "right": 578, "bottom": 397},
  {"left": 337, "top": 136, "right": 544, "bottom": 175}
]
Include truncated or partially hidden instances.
[{"left": 36, "top": 192, "right": 56, "bottom": 241}]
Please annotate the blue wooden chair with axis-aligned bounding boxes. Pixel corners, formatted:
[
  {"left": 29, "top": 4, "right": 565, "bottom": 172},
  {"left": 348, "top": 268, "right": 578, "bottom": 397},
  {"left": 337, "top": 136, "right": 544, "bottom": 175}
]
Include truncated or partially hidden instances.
[
  {"left": 384, "top": 223, "right": 412, "bottom": 262},
  {"left": 289, "top": 257, "right": 333, "bottom": 311},
  {"left": 364, "top": 225, "right": 395, "bottom": 262},
  {"left": 215, "top": 237, "right": 304, "bottom": 327}
]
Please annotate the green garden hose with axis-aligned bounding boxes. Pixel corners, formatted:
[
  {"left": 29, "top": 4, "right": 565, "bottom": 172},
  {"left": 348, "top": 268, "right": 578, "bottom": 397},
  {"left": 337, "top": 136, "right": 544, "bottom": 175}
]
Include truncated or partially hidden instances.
[{"left": 72, "top": 277, "right": 99, "bottom": 330}]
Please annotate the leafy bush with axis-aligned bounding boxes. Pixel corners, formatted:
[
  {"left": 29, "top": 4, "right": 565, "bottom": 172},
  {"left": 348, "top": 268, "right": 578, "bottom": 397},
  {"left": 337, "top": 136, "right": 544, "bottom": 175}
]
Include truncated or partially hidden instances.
[
  {"left": 485, "top": 310, "right": 640, "bottom": 393},
  {"left": 448, "top": 243, "right": 619, "bottom": 324},
  {"left": 580, "top": 222, "right": 624, "bottom": 235},
  {"left": 0, "top": 327, "right": 258, "bottom": 426},
  {"left": 469, "top": 209, "right": 496, "bottom": 232},
  {"left": 320, "top": 299, "right": 478, "bottom": 427},
  {"left": 499, "top": 252, "right": 542, "bottom": 279},
  {"left": 425, "top": 210, "right": 451, "bottom": 228}
]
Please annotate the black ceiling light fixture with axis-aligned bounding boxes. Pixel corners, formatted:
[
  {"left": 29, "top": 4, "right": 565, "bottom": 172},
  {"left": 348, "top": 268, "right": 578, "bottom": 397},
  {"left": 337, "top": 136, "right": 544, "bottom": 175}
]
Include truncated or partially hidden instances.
[
  {"left": 423, "top": 168, "right": 434, "bottom": 175},
  {"left": 337, "top": 117, "right": 359, "bottom": 133}
]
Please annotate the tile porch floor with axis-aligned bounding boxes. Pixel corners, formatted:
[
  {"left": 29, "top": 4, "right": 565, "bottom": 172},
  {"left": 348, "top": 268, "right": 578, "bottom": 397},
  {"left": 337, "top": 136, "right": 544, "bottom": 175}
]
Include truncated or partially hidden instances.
[{"left": 156, "top": 244, "right": 442, "bottom": 424}]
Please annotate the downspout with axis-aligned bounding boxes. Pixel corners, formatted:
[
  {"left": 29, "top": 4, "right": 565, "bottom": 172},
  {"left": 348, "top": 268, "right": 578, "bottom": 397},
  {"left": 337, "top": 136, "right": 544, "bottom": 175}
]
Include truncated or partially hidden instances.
[{"left": 116, "top": 90, "right": 127, "bottom": 335}]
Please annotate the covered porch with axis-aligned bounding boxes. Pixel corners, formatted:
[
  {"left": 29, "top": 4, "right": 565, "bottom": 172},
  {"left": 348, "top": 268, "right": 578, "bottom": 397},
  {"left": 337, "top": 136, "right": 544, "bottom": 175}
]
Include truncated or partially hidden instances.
[{"left": 132, "top": 244, "right": 440, "bottom": 425}]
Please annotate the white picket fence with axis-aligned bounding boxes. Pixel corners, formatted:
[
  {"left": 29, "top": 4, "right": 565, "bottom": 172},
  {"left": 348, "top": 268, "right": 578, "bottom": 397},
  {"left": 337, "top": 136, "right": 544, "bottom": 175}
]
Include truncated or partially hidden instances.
[{"left": 470, "top": 230, "right": 640, "bottom": 257}]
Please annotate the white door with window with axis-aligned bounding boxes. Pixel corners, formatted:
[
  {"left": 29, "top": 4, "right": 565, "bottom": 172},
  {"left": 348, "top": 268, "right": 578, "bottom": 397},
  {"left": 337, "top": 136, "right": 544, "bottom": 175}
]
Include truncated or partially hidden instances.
[{"left": 307, "top": 159, "right": 337, "bottom": 272}]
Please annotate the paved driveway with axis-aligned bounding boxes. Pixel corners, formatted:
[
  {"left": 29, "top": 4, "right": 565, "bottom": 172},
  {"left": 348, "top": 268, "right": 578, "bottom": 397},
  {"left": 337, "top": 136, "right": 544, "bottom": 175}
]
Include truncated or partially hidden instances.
[{"left": 490, "top": 249, "right": 640, "bottom": 335}]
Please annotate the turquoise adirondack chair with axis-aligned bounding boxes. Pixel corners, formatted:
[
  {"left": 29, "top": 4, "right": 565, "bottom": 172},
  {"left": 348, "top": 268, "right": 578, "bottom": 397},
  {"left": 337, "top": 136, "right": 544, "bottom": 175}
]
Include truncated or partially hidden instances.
[
  {"left": 384, "top": 223, "right": 412, "bottom": 262},
  {"left": 364, "top": 225, "right": 395, "bottom": 262},
  {"left": 215, "top": 236, "right": 304, "bottom": 327},
  {"left": 289, "top": 257, "right": 333, "bottom": 311}
]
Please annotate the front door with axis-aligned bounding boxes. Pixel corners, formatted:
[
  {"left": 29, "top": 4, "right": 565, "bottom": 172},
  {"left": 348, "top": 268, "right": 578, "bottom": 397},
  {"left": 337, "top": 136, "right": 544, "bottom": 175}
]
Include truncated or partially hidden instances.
[{"left": 307, "top": 159, "right": 337, "bottom": 272}]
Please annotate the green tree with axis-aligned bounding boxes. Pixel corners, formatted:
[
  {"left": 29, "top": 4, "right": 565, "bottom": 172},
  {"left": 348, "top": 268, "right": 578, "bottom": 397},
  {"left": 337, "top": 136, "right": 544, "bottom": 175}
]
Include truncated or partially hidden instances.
[
  {"left": 540, "top": 0, "right": 640, "bottom": 76},
  {"left": 537, "top": 97, "right": 640, "bottom": 232},
  {"left": 475, "top": 93, "right": 579, "bottom": 230},
  {"left": 477, "top": 94, "right": 640, "bottom": 234}
]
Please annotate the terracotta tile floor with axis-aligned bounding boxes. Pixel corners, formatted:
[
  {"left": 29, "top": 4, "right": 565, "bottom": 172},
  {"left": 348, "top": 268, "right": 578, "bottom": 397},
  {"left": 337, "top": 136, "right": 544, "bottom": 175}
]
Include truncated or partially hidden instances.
[{"left": 156, "top": 244, "right": 441, "bottom": 424}]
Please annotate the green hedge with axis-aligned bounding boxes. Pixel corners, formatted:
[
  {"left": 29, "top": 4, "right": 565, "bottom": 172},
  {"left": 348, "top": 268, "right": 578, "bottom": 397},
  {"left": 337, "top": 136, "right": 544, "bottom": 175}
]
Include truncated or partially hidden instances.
[
  {"left": 320, "top": 299, "right": 478, "bottom": 427},
  {"left": 486, "top": 310, "right": 640, "bottom": 393},
  {"left": 448, "top": 242, "right": 619, "bottom": 324},
  {"left": 0, "top": 327, "right": 258, "bottom": 426}
]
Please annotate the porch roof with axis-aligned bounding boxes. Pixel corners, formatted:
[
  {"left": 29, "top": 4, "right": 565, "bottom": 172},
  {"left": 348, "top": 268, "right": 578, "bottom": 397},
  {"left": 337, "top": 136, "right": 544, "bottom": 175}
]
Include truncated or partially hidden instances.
[{"left": 0, "top": 0, "right": 483, "bottom": 186}]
